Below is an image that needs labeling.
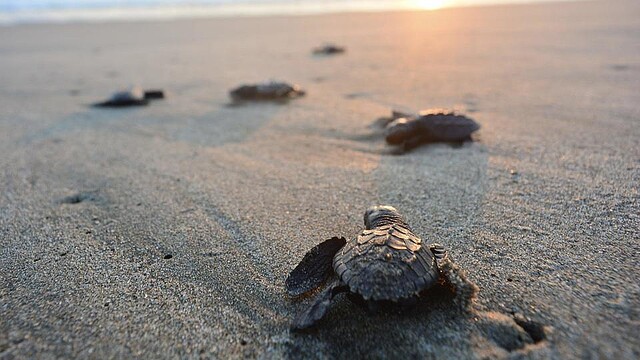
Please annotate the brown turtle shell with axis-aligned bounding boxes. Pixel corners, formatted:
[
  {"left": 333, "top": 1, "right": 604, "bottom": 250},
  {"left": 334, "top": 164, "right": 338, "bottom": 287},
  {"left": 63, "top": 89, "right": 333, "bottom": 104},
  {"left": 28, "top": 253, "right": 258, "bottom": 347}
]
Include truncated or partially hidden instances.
[
  {"left": 384, "top": 109, "right": 480, "bottom": 144},
  {"left": 332, "top": 224, "right": 439, "bottom": 301},
  {"left": 229, "top": 81, "right": 305, "bottom": 101}
]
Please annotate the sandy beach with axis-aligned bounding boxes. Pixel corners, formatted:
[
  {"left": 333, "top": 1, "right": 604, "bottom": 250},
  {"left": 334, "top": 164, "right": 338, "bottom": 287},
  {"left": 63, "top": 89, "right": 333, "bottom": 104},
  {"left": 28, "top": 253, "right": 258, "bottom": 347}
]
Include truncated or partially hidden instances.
[{"left": 1, "top": 0, "right": 639, "bottom": 358}]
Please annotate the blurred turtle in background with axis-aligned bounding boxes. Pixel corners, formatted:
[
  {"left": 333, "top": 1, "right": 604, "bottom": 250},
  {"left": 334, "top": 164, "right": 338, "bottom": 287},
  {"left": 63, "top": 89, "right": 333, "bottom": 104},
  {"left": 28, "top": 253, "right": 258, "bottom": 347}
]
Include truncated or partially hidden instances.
[
  {"left": 313, "top": 44, "right": 346, "bottom": 55},
  {"left": 377, "top": 109, "right": 480, "bottom": 153},
  {"left": 229, "top": 81, "right": 305, "bottom": 103},
  {"left": 93, "top": 86, "right": 165, "bottom": 107}
]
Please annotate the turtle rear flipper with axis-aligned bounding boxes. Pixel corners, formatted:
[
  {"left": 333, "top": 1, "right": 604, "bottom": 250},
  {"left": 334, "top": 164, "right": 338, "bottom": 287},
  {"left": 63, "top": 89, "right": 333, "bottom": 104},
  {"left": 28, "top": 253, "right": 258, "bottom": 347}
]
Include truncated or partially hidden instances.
[
  {"left": 429, "top": 243, "right": 446, "bottom": 260},
  {"left": 286, "top": 237, "right": 346, "bottom": 297},
  {"left": 143, "top": 90, "right": 165, "bottom": 100},
  {"left": 292, "top": 280, "right": 349, "bottom": 330},
  {"left": 430, "top": 244, "right": 478, "bottom": 309}
]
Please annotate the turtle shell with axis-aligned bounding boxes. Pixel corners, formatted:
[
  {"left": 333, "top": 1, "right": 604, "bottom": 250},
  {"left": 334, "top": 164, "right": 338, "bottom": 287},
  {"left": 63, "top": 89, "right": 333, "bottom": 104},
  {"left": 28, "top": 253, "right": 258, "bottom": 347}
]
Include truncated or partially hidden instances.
[
  {"left": 94, "top": 87, "right": 149, "bottom": 107},
  {"left": 415, "top": 110, "right": 480, "bottom": 142},
  {"left": 111, "top": 87, "right": 145, "bottom": 102},
  {"left": 332, "top": 224, "right": 439, "bottom": 301},
  {"left": 229, "top": 82, "right": 305, "bottom": 101},
  {"left": 313, "top": 44, "right": 346, "bottom": 55}
]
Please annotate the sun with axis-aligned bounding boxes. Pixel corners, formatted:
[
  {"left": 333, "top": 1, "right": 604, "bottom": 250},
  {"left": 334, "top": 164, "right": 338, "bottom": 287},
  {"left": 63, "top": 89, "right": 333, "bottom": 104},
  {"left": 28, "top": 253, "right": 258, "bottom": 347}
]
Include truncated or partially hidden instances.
[{"left": 411, "top": 0, "right": 450, "bottom": 10}]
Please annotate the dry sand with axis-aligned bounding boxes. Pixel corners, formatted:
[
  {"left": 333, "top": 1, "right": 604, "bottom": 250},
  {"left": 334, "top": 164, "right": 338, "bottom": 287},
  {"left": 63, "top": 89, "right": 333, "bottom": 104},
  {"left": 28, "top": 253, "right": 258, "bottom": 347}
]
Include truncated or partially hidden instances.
[{"left": 1, "top": 0, "right": 639, "bottom": 358}]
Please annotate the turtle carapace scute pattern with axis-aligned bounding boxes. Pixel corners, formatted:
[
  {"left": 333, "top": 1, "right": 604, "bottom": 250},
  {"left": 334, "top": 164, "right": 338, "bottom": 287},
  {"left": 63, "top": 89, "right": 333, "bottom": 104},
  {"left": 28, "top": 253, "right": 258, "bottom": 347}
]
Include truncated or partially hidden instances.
[
  {"left": 286, "top": 205, "right": 477, "bottom": 330},
  {"left": 333, "top": 222, "right": 437, "bottom": 302}
]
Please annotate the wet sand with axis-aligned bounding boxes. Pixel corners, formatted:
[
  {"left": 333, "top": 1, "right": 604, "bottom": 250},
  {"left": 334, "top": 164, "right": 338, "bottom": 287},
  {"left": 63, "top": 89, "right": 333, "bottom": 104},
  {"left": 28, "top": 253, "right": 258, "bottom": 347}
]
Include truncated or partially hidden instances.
[{"left": 1, "top": 0, "right": 639, "bottom": 358}]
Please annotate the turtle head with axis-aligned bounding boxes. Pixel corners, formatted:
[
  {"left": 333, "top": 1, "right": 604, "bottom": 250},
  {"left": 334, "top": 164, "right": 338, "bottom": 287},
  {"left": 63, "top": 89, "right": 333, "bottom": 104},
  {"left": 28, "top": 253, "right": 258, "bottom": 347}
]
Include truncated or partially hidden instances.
[
  {"left": 364, "top": 205, "right": 408, "bottom": 229},
  {"left": 384, "top": 118, "right": 414, "bottom": 145}
]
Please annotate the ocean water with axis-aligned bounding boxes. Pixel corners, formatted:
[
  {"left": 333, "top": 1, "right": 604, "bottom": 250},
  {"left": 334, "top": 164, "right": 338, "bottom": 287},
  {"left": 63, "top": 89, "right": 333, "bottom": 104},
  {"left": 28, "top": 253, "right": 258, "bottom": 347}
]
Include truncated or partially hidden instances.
[{"left": 0, "top": 0, "right": 571, "bottom": 24}]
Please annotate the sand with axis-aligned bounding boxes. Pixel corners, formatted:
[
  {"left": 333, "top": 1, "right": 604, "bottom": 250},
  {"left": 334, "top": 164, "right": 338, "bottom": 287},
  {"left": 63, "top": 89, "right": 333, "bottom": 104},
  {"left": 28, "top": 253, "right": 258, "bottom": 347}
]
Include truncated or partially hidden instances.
[{"left": 1, "top": 0, "right": 639, "bottom": 358}]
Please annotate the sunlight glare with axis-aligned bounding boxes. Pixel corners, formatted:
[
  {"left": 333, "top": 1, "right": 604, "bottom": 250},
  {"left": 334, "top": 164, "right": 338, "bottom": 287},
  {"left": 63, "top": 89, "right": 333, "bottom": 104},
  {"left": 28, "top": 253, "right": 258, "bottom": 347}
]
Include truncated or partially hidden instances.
[{"left": 411, "top": 0, "right": 450, "bottom": 10}]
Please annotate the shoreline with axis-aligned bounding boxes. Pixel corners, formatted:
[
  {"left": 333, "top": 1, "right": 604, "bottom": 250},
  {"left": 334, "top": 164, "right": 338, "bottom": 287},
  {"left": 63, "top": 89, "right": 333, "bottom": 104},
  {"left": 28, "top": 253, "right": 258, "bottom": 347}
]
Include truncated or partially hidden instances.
[{"left": 0, "top": 0, "right": 588, "bottom": 26}]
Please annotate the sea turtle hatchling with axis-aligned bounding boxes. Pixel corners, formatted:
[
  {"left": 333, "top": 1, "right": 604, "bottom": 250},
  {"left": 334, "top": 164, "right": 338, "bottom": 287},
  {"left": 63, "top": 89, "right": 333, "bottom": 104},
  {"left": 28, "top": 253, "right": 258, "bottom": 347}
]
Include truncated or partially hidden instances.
[
  {"left": 312, "top": 44, "right": 346, "bottom": 55},
  {"left": 229, "top": 81, "right": 305, "bottom": 102},
  {"left": 379, "top": 109, "right": 480, "bottom": 152},
  {"left": 93, "top": 86, "right": 166, "bottom": 107},
  {"left": 286, "top": 205, "right": 477, "bottom": 330}
]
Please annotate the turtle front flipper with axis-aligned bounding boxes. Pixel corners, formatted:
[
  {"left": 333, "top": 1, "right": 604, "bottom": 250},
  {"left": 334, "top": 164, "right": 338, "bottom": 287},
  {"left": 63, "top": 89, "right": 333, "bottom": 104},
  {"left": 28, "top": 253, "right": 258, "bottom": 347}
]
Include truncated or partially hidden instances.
[
  {"left": 430, "top": 244, "right": 478, "bottom": 310},
  {"left": 401, "top": 135, "right": 433, "bottom": 153},
  {"left": 286, "top": 237, "right": 346, "bottom": 297},
  {"left": 291, "top": 280, "right": 349, "bottom": 330}
]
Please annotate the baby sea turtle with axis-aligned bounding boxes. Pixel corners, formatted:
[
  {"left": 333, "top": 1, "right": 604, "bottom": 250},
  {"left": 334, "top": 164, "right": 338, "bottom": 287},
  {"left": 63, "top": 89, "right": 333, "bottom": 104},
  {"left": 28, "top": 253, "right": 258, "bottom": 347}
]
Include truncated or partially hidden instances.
[
  {"left": 313, "top": 44, "right": 346, "bottom": 55},
  {"left": 286, "top": 205, "right": 477, "bottom": 330},
  {"left": 379, "top": 109, "right": 480, "bottom": 152},
  {"left": 93, "top": 87, "right": 166, "bottom": 107},
  {"left": 229, "top": 81, "right": 305, "bottom": 102}
]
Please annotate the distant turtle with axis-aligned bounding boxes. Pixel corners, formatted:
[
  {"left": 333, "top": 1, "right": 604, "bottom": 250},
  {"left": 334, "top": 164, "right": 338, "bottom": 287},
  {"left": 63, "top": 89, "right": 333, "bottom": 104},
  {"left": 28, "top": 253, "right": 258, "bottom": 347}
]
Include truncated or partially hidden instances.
[
  {"left": 229, "top": 81, "right": 305, "bottom": 102},
  {"left": 379, "top": 109, "right": 480, "bottom": 152},
  {"left": 286, "top": 205, "right": 477, "bottom": 330},
  {"left": 93, "top": 87, "right": 166, "bottom": 107},
  {"left": 313, "top": 44, "right": 346, "bottom": 55}
]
